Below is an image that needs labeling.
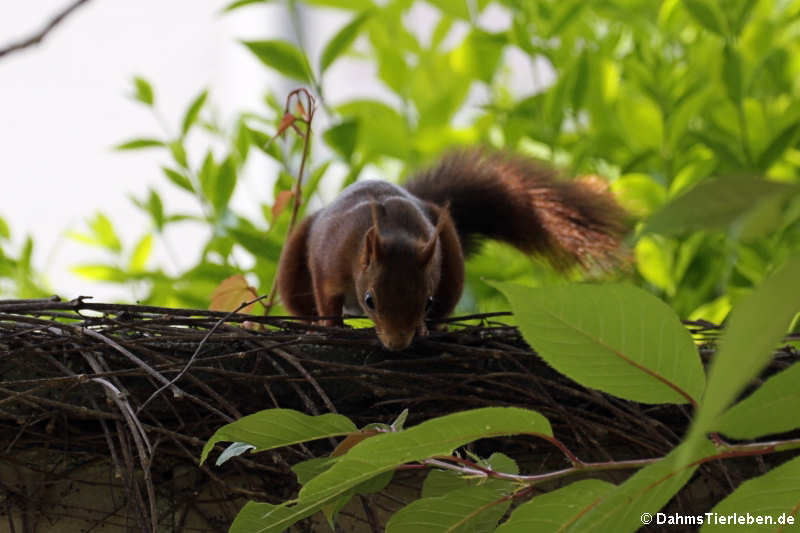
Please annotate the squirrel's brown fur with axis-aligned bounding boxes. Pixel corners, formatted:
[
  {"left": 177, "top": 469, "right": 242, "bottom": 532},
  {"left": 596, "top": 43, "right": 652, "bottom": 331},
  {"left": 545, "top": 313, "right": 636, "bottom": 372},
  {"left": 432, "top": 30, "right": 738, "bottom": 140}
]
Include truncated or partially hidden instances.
[{"left": 277, "top": 149, "right": 628, "bottom": 350}]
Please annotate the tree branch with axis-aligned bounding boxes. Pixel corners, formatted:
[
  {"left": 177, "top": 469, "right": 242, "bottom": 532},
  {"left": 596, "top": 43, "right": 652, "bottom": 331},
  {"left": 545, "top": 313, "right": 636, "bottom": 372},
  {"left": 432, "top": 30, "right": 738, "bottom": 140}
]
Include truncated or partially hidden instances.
[{"left": 0, "top": 0, "right": 92, "bottom": 60}]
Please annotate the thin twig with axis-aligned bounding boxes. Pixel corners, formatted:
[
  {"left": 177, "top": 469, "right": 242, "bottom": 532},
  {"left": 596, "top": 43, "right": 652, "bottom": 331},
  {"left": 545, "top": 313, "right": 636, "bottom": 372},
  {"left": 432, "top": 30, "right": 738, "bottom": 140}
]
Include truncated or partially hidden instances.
[
  {"left": 137, "top": 294, "right": 269, "bottom": 413},
  {"left": 264, "top": 88, "right": 317, "bottom": 314},
  {"left": 0, "top": 0, "right": 92, "bottom": 59}
]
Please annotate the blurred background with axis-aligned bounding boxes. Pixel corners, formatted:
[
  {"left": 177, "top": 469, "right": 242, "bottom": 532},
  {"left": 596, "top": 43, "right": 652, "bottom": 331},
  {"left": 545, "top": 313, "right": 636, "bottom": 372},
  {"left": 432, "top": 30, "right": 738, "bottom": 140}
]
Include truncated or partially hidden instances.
[{"left": 2, "top": 0, "right": 799, "bottom": 325}]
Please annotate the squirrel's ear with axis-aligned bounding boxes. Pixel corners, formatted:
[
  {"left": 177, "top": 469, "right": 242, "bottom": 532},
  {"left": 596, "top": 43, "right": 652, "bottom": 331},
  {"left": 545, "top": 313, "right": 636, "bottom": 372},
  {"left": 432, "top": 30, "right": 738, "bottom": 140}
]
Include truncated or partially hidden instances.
[
  {"left": 418, "top": 203, "right": 449, "bottom": 265},
  {"left": 361, "top": 225, "right": 383, "bottom": 268}
]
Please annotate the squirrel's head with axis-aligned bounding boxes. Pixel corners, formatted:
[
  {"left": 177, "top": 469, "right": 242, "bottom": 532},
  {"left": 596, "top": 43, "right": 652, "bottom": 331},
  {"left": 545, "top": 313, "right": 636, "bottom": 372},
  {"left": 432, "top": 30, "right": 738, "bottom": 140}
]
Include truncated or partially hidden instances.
[{"left": 356, "top": 205, "right": 446, "bottom": 351}]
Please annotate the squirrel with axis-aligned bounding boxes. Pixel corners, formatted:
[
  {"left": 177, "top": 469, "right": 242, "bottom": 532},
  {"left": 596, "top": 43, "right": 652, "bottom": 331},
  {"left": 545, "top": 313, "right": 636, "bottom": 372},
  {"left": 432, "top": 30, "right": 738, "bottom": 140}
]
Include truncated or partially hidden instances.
[{"left": 276, "top": 149, "right": 628, "bottom": 351}]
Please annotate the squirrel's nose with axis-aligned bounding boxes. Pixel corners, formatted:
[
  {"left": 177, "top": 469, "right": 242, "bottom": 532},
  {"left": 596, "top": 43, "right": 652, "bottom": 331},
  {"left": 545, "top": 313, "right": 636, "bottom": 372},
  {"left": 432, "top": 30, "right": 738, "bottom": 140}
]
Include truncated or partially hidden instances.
[{"left": 379, "top": 331, "right": 414, "bottom": 351}]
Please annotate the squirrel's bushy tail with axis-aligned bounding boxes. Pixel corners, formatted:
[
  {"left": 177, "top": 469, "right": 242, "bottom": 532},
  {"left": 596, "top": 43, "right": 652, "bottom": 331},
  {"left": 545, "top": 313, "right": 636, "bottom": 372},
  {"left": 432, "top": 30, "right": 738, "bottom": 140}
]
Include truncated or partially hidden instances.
[{"left": 404, "top": 150, "right": 628, "bottom": 270}]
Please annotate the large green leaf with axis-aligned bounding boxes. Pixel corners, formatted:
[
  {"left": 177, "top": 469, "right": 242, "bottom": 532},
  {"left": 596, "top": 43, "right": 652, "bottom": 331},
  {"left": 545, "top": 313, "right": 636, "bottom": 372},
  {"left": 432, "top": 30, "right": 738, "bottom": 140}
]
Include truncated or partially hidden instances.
[
  {"left": 642, "top": 178, "right": 798, "bottom": 236},
  {"left": 700, "top": 455, "right": 800, "bottom": 532},
  {"left": 319, "top": 11, "right": 372, "bottom": 73},
  {"left": 229, "top": 501, "right": 319, "bottom": 533},
  {"left": 495, "top": 480, "right": 615, "bottom": 532},
  {"left": 568, "top": 440, "right": 716, "bottom": 532},
  {"left": 242, "top": 40, "right": 312, "bottom": 82},
  {"left": 386, "top": 484, "right": 512, "bottom": 533},
  {"left": 493, "top": 283, "right": 705, "bottom": 405},
  {"left": 686, "top": 256, "right": 800, "bottom": 447},
  {"left": 300, "top": 408, "right": 551, "bottom": 503},
  {"left": 715, "top": 362, "right": 800, "bottom": 439},
  {"left": 200, "top": 409, "right": 357, "bottom": 464},
  {"left": 227, "top": 408, "right": 550, "bottom": 533}
]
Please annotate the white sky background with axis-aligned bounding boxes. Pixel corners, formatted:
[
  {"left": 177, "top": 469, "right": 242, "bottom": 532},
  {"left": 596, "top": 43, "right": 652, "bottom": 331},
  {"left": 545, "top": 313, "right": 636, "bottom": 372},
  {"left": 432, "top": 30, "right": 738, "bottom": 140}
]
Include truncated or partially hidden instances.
[{"left": 0, "top": 1, "right": 547, "bottom": 302}]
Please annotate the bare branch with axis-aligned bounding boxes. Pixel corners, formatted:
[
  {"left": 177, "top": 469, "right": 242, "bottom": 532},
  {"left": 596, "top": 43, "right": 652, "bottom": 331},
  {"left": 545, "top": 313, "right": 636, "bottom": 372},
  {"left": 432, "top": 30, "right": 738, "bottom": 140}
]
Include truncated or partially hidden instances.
[{"left": 0, "top": 0, "right": 92, "bottom": 60}]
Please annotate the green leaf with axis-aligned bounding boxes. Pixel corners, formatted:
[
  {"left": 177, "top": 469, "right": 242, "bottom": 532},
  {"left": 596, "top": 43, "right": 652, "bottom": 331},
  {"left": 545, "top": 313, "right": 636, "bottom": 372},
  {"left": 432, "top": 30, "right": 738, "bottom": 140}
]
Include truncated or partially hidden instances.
[
  {"left": 456, "top": 29, "right": 507, "bottom": 84},
  {"left": 199, "top": 151, "right": 217, "bottom": 203},
  {"left": 337, "top": 100, "right": 410, "bottom": 159},
  {"left": 181, "top": 89, "right": 208, "bottom": 136},
  {"left": 128, "top": 234, "right": 152, "bottom": 273},
  {"left": 495, "top": 480, "right": 615, "bottom": 532},
  {"left": 292, "top": 457, "right": 337, "bottom": 486},
  {"left": 421, "top": 469, "right": 468, "bottom": 498},
  {"left": 0, "top": 217, "right": 10, "bottom": 240},
  {"left": 569, "top": 440, "right": 716, "bottom": 532},
  {"left": 146, "top": 189, "right": 165, "bottom": 230},
  {"left": 91, "top": 213, "right": 122, "bottom": 252},
  {"left": 324, "top": 470, "right": 394, "bottom": 527},
  {"left": 132, "top": 76, "right": 154, "bottom": 106},
  {"left": 635, "top": 235, "right": 677, "bottom": 295},
  {"left": 757, "top": 121, "right": 800, "bottom": 170},
  {"left": 548, "top": 1, "right": 584, "bottom": 37},
  {"left": 610, "top": 173, "right": 667, "bottom": 218},
  {"left": 715, "top": 362, "right": 800, "bottom": 439},
  {"left": 245, "top": 126, "right": 283, "bottom": 161},
  {"left": 386, "top": 484, "right": 512, "bottom": 533},
  {"left": 213, "top": 156, "right": 238, "bottom": 211},
  {"left": 722, "top": 43, "right": 743, "bottom": 103},
  {"left": 161, "top": 167, "right": 194, "bottom": 193},
  {"left": 299, "top": 408, "right": 551, "bottom": 504},
  {"left": 114, "top": 138, "right": 164, "bottom": 150},
  {"left": 168, "top": 140, "right": 188, "bottom": 168},
  {"left": 619, "top": 95, "right": 663, "bottom": 150},
  {"left": 700, "top": 455, "right": 800, "bottom": 532},
  {"left": 323, "top": 119, "right": 358, "bottom": 160},
  {"left": 215, "top": 442, "right": 256, "bottom": 466},
  {"left": 682, "top": 0, "right": 725, "bottom": 36},
  {"left": 71, "top": 264, "right": 127, "bottom": 282},
  {"left": 687, "top": 256, "right": 800, "bottom": 445},
  {"left": 642, "top": 178, "right": 798, "bottom": 236},
  {"left": 241, "top": 40, "right": 312, "bottom": 82},
  {"left": 319, "top": 11, "right": 372, "bottom": 74},
  {"left": 229, "top": 501, "right": 318, "bottom": 533},
  {"left": 245, "top": 409, "right": 551, "bottom": 533},
  {"left": 200, "top": 409, "right": 357, "bottom": 464},
  {"left": 426, "top": 0, "right": 469, "bottom": 19},
  {"left": 493, "top": 283, "right": 705, "bottom": 405},
  {"left": 571, "top": 51, "right": 589, "bottom": 111},
  {"left": 221, "top": 0, "right": 273, "bottom": 12},
  {"left": 303, "top": 0, "right": 373, "bottom": 8}
]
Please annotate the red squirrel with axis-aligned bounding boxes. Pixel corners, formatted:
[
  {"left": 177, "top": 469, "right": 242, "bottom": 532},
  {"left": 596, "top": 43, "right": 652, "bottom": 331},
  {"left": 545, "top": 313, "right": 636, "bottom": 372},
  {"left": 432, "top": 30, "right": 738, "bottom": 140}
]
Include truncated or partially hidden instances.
[{"left": 277, "top": 150, "right": 627, "bottom": 351}]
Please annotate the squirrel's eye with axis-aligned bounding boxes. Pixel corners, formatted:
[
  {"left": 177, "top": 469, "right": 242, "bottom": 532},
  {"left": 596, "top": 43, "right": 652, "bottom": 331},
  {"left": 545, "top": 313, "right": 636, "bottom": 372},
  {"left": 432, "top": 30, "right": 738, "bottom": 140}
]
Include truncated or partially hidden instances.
[
  {"left": 364, "top": 291, "right": 375, "bottom": 310},
  {"left": 425, "top": 296, "right": 434, "bottom": 312}
]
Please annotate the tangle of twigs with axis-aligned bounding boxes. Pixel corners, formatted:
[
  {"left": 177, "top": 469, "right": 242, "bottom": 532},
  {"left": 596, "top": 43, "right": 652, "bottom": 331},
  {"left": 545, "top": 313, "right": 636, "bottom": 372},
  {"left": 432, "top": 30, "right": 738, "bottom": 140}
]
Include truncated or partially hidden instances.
[{"left": 0, "top": 297, "right": 797, "bottom": 532}]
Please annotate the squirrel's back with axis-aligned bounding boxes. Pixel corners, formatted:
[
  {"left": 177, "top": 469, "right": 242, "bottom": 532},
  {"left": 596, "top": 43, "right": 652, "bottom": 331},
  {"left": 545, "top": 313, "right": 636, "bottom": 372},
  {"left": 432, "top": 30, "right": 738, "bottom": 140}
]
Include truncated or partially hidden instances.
[{"left": 404, "top": 150, "right": 628, "bottom": 270}]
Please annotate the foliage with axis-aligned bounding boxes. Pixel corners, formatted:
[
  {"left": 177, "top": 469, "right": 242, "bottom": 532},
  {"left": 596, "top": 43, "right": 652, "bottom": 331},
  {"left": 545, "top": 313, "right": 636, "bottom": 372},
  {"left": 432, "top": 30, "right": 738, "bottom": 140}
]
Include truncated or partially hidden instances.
[
  {"left": 0, "top": 216, "right": 50, "bottom": 298},
  {"left": 203, "top": 255, "right": 800, "bottom": 532},
  {"left": 30, "top": 0, "right": 796, "bottom": 320},
  {"left": 2, "top": 0, "right": 800, "bottom": 530}
]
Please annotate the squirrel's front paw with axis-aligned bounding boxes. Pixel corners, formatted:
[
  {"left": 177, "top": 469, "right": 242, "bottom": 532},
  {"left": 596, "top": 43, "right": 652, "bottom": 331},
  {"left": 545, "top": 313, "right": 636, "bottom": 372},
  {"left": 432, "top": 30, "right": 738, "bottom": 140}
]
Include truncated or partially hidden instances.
[
  {"left": 416, "top": 323, "right": 429, "bottom": 337},
  {"left": 315, "top": 318, "right": 344, "bottom": 329}
]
